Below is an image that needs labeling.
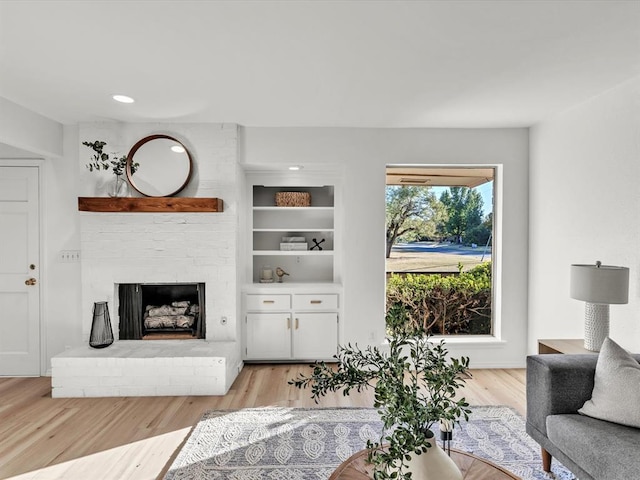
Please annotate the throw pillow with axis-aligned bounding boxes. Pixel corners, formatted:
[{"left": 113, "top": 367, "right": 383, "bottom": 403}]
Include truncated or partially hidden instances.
[{"left": 578, "top": 337, "right": 640, "bottom": 428}]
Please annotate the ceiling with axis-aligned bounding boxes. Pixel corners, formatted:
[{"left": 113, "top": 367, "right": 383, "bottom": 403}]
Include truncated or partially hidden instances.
[{"left": 0, "top": 0, "right": 639, "bottom": 130}]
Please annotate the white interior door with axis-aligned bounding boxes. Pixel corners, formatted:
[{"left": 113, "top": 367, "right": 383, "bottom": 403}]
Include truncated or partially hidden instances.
[{"left": 0, "top": 166, "right": 40, "bottom": 376}]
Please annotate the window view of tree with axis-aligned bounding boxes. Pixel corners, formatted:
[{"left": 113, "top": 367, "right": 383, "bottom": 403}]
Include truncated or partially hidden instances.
[
  {"left": 439, "top": 187, "right": 490, "bottom": 246},
  {"left": 385, "top": 186, "right": 440, "bottom": 258},
  {"left": 385, "top": 184, "right": 492, "bottom": 266},
  {"left": 385, "top": 167, "right": 494, "bottom": 336}
]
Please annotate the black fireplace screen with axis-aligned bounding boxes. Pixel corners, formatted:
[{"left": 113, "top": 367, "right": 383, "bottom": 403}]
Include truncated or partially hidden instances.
[{"left": 118, "top": 283, "right": 205, "bottom": 339}]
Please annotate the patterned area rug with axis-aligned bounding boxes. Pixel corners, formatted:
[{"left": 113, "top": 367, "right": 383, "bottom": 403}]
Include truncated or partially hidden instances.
[{"left": 164, "top": 406, "right": 574, "bottom": 480}]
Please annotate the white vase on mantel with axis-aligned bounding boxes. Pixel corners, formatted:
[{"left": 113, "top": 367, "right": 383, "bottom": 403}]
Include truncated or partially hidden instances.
[{"left": 405, "top": 435, "right": 462, "bottom": 480}]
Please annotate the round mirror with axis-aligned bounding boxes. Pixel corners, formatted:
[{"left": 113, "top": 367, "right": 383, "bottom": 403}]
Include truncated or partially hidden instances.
[{"left": 126, "top": 134, "right": 193, "bottom": 197}]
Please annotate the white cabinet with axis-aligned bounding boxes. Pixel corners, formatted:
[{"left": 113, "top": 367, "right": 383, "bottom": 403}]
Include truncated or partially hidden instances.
[
  {"left": 243, "top": 176, "right": 342, "bottom": 361},
  {"left": 292, "top": 313, "right": 338, "bottom": 359},
  {"left": 243, "top": 290, "right": 339, "bottom": 361},
  {"left": 245, "top": 313, "right": 291, "bottom": 359}
]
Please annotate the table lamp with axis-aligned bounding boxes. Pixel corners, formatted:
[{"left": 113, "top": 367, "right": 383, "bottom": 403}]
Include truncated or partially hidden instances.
[{"left": 570, "top": 261, "right": 629, "bottom": 351}]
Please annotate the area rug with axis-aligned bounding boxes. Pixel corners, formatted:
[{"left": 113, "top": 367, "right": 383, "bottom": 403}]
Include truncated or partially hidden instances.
[{"left": 164, "top": 406, "right": 574, "bottom": 480}]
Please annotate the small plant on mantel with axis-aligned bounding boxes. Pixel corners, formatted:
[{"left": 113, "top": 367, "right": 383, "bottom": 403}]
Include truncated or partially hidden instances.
[
  {"left": 83, "top": 140, "right": 138, "bottom": 175},
  {"left": 83, "top": 140, "right": 139, "bottom": 197},
  {"left": 289, "top": 305, "right": 471, "bottom": 480}
]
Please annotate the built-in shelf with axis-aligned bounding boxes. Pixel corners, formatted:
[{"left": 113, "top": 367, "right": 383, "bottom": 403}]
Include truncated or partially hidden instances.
[
  {"left": 251, "top": 184, "right": 336, "bottom": 284},
  {"left": 253, "top": 228, "right": 335, "bottom": 232},
  {"left": 252, "top": 206, "right": 335, "bottom": 211},
  {"left": 253, "top": 250, "right": 333, "bottom": 256},
  {"left": 78, "top": 197, "right": 223, "bottom": 213}
]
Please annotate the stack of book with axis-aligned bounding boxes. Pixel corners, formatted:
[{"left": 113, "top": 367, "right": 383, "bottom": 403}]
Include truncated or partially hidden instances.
[{"left": 280, "top": 236, "right": 307, "bottom": 251}]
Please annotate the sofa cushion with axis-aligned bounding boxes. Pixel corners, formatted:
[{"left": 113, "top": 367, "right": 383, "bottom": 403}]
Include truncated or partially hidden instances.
[
  {"left": 578, "top": 337, "right": 640, "bottom": 428},
  {"left": 547, "top": 414, "right": 640, "bottom": 480}
]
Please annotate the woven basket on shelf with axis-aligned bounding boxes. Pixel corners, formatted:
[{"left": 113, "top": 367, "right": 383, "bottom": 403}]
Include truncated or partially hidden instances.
[{"left": 275, "top": 191, "right": 311, "bottom": 207}]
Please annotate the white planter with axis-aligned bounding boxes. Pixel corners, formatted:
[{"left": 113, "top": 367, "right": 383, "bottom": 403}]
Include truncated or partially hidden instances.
[{"left": 405, "top": 438, "right": 462, "bottom": 480}]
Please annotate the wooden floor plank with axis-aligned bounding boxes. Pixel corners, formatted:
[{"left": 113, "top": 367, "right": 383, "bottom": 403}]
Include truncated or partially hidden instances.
[{"left": 0, "top": 366, "right": 525, "bottom": 480}]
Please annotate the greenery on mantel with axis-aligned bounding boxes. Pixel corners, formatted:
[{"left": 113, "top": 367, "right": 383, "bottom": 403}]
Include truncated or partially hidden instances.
[
  {"left": 289, "top": 306, "right": 471, "bottom": 479},
  {"left": 83, "top": 140, "right": 138, "bottom": 175}
]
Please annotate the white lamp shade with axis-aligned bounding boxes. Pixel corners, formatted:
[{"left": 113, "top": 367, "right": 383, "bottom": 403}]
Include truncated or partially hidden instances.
[{"left": 570, "top": 263, "right": 629, "bottom": 305}]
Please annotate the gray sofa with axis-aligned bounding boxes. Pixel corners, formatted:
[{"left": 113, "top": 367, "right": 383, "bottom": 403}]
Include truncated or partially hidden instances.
[{"left": 526, "top": 354, "right": 640, "bottom": 480}]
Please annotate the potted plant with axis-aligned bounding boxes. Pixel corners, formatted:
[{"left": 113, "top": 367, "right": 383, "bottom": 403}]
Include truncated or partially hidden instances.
[
  {"left": 83, "top": 140, "right": 139, "bottom": 197},
  {"left": 289, "top": 306, "right": 471, "bottom": 480}
]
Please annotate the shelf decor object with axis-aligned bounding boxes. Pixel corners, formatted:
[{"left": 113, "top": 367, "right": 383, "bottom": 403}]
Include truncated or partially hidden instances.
[
  {"left": 89, "top": 301, "right": 114, "bottom": 348},
  {"left": 260, "top": 266, "right": 274, "bottom": 283},
  {"left": 275, "top": 191, "right": 311, "bottom": 207},
  {"left": 275, "top": 267, "right": 290, "bottom": 283},
  {"left": 570, "top": 261, "right": 629, "bottom": 351},
  {"left": 126, "top": 134, "right": 192, "bottom": 198}
]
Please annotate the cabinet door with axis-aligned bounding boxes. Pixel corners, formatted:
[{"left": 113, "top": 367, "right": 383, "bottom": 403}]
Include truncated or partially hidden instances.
[
  {"left": 292, "top": 313, "right": 338, "bottom": 360},
  {"left": 246, "top": 313, "right": 291, "bottom": 359}
]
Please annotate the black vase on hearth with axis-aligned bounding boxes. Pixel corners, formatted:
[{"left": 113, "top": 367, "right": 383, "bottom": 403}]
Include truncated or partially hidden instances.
[{"left": 90, "top": 301, "right": 114, "bottom": 348}]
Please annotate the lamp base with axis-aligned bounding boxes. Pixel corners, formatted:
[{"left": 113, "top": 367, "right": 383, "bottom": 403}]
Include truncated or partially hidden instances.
[{"left": 584, "top": 303, "right": 609, "bottom": 352}]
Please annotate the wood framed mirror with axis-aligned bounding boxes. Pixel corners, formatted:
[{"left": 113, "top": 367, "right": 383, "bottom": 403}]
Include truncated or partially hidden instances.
[{"left": 126, "top": 134, "right": 193, "bottom": 197}]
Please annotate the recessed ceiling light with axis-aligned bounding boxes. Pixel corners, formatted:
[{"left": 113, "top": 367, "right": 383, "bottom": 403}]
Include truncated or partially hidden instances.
[
  {"left": 289, "top": 165, "right": 302, "bottom": 171},
  {"left": 112, "top": 94, "right": 135, "bottom": 104}
]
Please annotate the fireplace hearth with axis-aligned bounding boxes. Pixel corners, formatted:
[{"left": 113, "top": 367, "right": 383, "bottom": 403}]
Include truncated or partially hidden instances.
[{"left": 118, "top": 283, "right": 206, "bottom": 340}]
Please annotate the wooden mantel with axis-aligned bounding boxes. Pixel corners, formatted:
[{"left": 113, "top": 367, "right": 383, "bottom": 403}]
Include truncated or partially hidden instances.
[{"left": 78, "top": 197, "right": 223, "bottom": 213}]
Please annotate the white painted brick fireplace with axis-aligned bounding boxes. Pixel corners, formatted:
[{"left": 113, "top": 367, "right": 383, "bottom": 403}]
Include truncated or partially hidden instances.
[
  {"left": 78, "top": 210, "right": 234, "bottom": 340},
  {"left": 51, "top": 123, "right": 243, "bottom": 398}
]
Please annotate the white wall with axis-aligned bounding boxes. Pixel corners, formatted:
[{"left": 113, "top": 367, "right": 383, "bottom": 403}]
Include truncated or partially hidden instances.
[
  {"left": 529, "top": 77, "right": 640, "bottom": 353},
  {"left": 40, "top": 126, "right": 83, "bottom": 372},
  {"left": 242, "top": 127, "right": 529, "bottom": 368},
  {"left": 0, "top": 97, "right": 63, "bottom": 157}
]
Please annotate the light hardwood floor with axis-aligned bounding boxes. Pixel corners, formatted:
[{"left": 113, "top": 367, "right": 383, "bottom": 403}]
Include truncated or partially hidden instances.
[{"left": 0, "top": 365, "right": 525, "bottom": 480}]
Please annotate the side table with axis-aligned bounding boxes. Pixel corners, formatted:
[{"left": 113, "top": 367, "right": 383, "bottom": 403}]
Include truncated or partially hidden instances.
[{"left": 537, "top": 339, "right": 593, "bottom": 354}]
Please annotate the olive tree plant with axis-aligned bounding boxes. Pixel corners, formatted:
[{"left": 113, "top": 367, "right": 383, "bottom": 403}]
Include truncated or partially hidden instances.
[{"left": 289, "top": 306, "right": 471, "bottom": 479}]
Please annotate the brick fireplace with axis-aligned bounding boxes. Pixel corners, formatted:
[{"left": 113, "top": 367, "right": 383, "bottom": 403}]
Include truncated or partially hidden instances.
[
  {"left": 51, "top": 123, "right": 243, "bottom": 398},
  {"left": 79, "top": 210, "right": 228, "bottom": 340}
]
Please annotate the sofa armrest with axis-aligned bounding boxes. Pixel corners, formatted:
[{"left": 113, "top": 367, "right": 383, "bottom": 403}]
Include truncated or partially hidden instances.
[{"left": 526, "top": 354, "right": 599, "bottom": 438}]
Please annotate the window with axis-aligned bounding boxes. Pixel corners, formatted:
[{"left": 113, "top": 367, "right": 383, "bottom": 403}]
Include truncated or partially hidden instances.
[{"left": 385, "top": 166, "right": 494, "bottom": 335}]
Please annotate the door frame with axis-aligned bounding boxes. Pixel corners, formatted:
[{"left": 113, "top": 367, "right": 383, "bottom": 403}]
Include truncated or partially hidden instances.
[{"left": 0, "top": 159, "right": 45, "bottom": 375}]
